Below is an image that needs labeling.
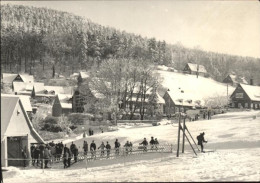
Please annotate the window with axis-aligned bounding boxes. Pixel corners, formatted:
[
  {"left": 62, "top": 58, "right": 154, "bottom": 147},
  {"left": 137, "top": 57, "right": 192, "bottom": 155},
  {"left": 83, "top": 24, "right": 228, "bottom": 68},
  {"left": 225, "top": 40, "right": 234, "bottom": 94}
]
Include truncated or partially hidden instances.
[
  {"left": 236, "top": 93, "right": 243, "bottom": 98},
  {"left": 245, "top": 103, "right": 248, "bottom": 108}
]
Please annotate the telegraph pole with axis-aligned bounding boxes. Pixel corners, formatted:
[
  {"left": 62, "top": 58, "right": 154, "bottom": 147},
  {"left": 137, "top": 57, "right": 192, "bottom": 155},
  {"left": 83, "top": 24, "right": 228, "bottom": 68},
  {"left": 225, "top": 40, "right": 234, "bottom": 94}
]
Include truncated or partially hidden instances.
[
  {"left": 182, "top": 115, "right": 186, "bottom": 153},
  {"left": 176, "top": 110, "right": 181, "bottom": 157}
]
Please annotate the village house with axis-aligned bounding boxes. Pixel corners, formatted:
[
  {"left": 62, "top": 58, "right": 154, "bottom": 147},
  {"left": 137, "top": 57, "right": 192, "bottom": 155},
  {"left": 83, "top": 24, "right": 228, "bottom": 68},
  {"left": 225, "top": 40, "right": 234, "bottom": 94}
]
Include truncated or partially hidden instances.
[
  {"left": 163, "top": 89, "right": 201, "bottom": 116},
  {"left": 230, "top": 83, "right": 260, "bottom": 109},
  {"left": 223, "top": 74, "right": 248, "bottom": 86},
  {"left": 123, "top": 85, "right": 165, "bottom": 116},
  {"left": 72, "top": 82, "right": 105, "bottom": 113},
  {"left": 1, "top": 94, "right": 33, "bottom": 120},
  {"left": 1, "top": 96, "right": 44, "bottom": 167},
  {"left": 52, "top": 94, "right": 73, "bottom": 117},
  {"left": 2, "top": 73, "right": 34, "bottom": 84},
  {"left": 78, "top": 71, "right": 90, "bottom": 86},
  {"left": 183, "top": 63, "right": 207, "bottom": 77}
]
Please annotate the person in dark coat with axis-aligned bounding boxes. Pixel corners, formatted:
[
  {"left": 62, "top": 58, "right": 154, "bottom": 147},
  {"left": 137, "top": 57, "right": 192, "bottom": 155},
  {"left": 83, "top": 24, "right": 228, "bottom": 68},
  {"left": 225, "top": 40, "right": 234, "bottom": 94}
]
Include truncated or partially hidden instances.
[
  {"left": 124, "top": 141, "right": 130, "bottom": 155},
  {"left": 98, "top": 142, "right": 105, "bottom": 157},
  {"left": 83, "top": 141, "right": 88, "bottom": 155},
  {"left": 207, "top": 110, "right": 211, "bottom": 120},
  {"left": 63, "top": 148, "right": 69, "bottom": 169},
  {"left": 139, "top": 138, "right": 148, "bottom": 152},
  {"left": 197, "top": 132, "right": 208, "bottom": 152},
  {"left": 114, "top": 139, "right": 120, "bottom": 155},
  {"left": 90, "top": 140, "right": 96, "bottom": 159},
  {"left": 74, "top": 146, "right": 78, "bottom": 162},
  {"left": 43, "top": 146, "right": 51, "bottom": 168},
  {"left": 91, "top": 130, "right": 94, "bottom": 136},
  {"left": 150, "top": 137, "right": 155, "bottom": 150},
  {"left": 154, "top": 138, "right": 159, "bottom": 150},
  {"left": 34, "top": 145, "right": 40, "bottom": 166},
  {"left": 70, "top": 142, "right": 76, "bottom": 160},
  {"left": 68, "top": 148, "right": 72, "bottom": 167},
  {"left": 21, "top": 148, "right": 27, "bottom": 167},
  {"left": 105, "top": 142, "right": 111, "bottom": 158},
  {"left": 89, "top": 128, "right": 92, "bottom": 136},
  {"left": 30, "top": 144, "right": 36, "bottom": 166},
  {"left": 129, "top": 142, "right": 133, "bottom": 154},
  {"left": 39, "top": 144, "right": 45, "bottom": 168}
]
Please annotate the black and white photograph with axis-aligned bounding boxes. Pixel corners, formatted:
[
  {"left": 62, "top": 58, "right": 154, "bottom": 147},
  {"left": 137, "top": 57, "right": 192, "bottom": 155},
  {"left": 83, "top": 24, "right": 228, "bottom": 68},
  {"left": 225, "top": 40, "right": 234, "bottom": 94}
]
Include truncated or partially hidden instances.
[{"left": 1, "top": 0, "right": 260, "bottom": 182}]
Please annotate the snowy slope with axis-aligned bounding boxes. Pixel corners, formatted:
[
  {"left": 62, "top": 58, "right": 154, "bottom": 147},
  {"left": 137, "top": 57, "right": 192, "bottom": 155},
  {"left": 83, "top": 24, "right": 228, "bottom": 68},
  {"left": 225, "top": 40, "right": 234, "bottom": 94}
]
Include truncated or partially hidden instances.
[
  {"left": 156, "top": 69, "right": 236, "bottom": 105},
  {"left": 3, "top": 111, "right": 260, "bottom": 182}
]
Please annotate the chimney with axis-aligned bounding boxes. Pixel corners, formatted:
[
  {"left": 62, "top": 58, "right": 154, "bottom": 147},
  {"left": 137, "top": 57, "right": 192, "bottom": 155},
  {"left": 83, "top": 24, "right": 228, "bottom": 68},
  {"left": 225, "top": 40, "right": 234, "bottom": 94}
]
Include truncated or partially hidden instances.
[{"left": 250, "top": 78, "right": 254, "bottom": 85}]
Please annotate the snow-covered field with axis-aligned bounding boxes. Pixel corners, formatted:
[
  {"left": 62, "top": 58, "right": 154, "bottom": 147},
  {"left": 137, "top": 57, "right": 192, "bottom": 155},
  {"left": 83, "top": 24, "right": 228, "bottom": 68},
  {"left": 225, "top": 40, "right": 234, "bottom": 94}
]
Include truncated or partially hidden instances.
[{"left": 3, "top": 111, "right": 260, "bottom": 182}]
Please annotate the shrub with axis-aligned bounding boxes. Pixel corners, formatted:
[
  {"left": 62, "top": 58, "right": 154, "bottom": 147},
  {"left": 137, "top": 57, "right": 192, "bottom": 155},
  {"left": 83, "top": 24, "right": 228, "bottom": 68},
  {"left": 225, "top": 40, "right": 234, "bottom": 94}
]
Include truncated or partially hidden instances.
[
  {"left": 68, "top": 113, "right": 94, "bottom": 125},
  {"left": 40, "top": 116, "right": 62, "bottom": 132}
]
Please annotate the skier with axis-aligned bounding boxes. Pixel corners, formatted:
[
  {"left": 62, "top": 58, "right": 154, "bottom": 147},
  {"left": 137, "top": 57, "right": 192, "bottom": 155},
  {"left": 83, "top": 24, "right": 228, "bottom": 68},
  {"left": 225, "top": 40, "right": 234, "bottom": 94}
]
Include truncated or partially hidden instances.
[
  {"left": 98, "top": 142, "right": 105, "bottom": 157},
  {"left": 83, "top": 141, "right": 88, "bottom": 155},
  {"left": 139, "top": 138, "right": 148, "bottom": 152},
  {"left": 115, "top": 139, "right": 121, "bottom": 155},
  {"left": 90, "top": 140, "right": 96, "bottom": 159},
  {"left": 197, "top": 132, "right": 208, "bottom": 153},
  {"left": 106, "top": 142, "right": 111, "bottom": 158},
  {"left": 150, "top": 137, "right": 155, "bottom": 150}
]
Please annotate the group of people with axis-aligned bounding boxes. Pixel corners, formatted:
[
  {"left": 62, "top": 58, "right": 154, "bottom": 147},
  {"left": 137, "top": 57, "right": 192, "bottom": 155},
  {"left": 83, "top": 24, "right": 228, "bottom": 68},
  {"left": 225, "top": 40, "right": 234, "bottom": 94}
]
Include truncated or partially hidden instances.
[
  {"left": 30, "top": 143, "right": 56, "bottom": 168},
  {"left": 139, "top": 137, "right": 159, "bottom": 151},
  {"left": 29, "top": 141, "right": 80, "bottom": 169}
]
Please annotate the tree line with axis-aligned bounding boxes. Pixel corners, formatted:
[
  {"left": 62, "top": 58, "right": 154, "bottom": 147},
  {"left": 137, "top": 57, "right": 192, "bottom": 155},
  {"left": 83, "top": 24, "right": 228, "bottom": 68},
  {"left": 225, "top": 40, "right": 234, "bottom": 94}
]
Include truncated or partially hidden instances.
[{"left": 1, "top": 4, "right": 260, "bottom": 84}]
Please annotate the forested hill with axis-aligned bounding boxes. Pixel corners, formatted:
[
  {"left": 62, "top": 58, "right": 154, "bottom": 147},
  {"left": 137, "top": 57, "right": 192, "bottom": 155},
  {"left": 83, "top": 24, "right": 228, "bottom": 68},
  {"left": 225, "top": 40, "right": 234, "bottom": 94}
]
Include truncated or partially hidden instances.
[{"left": 1, "top": 4, "right": 260, "bottom": 84}]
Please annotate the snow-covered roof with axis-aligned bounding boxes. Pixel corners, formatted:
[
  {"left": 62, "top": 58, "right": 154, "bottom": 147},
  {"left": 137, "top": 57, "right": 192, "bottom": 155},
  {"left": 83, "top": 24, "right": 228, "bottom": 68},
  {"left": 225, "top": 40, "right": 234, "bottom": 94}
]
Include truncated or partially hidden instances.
[
  {"left": 33, "top": 82, "right": 45, "bottom": 93},
  {"left": 80, "top": 71, "right": 90, "bottom": 79},
  {"left": 186, "top": 63, "right": 207, "bottom": 73},
  {"left": 19, "top": 74, "right": 34, "bottom": 83},
  {"left": 165, "top": 90, "right": 199, "bottom": 107},
  {"left": 226, "top": 74, "right": 248, "bottom": 85},
  {"left": 132, "top": 83, "right": 152, "bottom": 95},
  {"left": 1, "top": 96, "right": 44, "bottom": 143},
  {"left": 13, "top": 82, "right": 26, "bottom": 92},
  {"left": 2, "top": 73, "right": 17, "bottom": 83},
  {"left": 44, "top": 86, "right": 64, "bottom": 94},
  {"left": 57, "top": 94, "right": 72, "bottom": 109},
  {"left": 156, "top": 93, "right": 165, "bottom": 104},
  {"left": 1, "top": 94, "right": 32, "bottom": 112},
  {"left": 240, "top": 84, "right": 260, "bottom": 102}
]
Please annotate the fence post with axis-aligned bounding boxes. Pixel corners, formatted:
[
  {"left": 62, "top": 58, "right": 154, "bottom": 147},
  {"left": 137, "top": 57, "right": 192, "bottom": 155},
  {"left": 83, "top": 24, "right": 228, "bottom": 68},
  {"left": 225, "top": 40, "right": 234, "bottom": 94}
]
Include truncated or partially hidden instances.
[{"left": 170, "top": 144, "right": 173, "bottom": 153}]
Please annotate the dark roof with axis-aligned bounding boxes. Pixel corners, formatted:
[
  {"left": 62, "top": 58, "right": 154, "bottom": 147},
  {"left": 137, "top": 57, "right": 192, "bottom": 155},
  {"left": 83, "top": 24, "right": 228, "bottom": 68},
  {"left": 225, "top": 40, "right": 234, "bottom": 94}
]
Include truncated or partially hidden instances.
[{"left": 1, "top": 96, "right": 19, "bottom": 139}]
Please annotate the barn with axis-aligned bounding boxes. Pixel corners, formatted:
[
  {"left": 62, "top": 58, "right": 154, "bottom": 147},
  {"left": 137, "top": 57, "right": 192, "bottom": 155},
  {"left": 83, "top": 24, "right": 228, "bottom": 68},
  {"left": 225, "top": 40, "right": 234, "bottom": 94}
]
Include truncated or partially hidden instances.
[
  {"left": 183, "top": 63, "right": 207, "bottom": 77},
  {"left": 223, "top": 74, "right": 248, "bottom": 86},
  {"left": 163, "top": 89, "right": 200, "bottom": 116},
  {"left": 52, "top": 94, "right": 73, "bottom": 117},
  {"left": 1, "top": 96, "right": 44, "bottom": 167},
  {"left": 230, "top": 83, "right": 260, "bottom": 109}
]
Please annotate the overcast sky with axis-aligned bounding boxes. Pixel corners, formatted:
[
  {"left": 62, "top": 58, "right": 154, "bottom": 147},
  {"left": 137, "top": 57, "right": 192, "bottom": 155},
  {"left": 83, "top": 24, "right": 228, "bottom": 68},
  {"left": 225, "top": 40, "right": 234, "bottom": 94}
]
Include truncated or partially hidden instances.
[{"left": 2, "top": 0, "right": 260, "bottom": 58}]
